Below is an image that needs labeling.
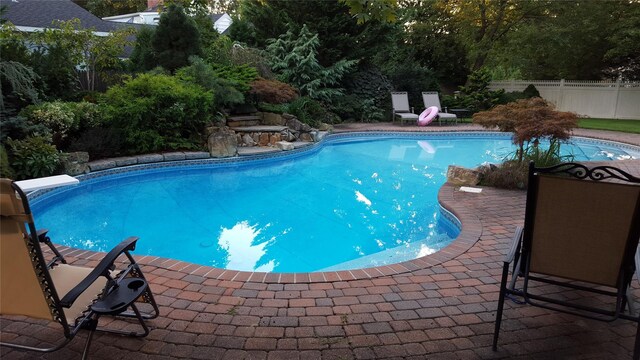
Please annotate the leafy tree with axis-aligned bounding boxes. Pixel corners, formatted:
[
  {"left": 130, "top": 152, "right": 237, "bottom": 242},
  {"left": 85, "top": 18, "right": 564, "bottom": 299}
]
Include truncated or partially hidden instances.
[
  {"left": 31, "top": 19, "right": 134, "bottom": 91},
  {"left": 267, "top": 25, "right": 356, "bottom": 103},
  {"left": 340, "top": 0, "right": 398, "bottom": 24},
  {"left": 152, "top": 4, "right": 202, "bottom": 73},
  {"left": 604, "top": 1, "right": 640, "bottom": 80},
  {"left": 0, "top": 23, "right": 39, "bottom": 110},
  {"left": 230, "top": 0, "right": 396, "bottom": 67},
  {"left": 29, "top": 45, "right": 78, "bottom": 99},
  {"left": 192, "top": 12, "right": 226, "bottom": 64},
  {"left": 481, "top": 1, "right": 639, "bottom": 80},
  {"left": 204, "top": 35, "right": 234, "bottom": 66},
  {"left": 83, "top": 0, "right": 146, "bottom": 17},
  {"left": 437, "top": 0, "right": 546, "bottom": 73},
  {"left": 130, "top": 26, "right": 157, "bottom": 72},
  {"left": 401, "top": 1, "right": 468, "bottom": 87},
  {"left": 486, "top": 2, "right": 611, "bottom": 79}
]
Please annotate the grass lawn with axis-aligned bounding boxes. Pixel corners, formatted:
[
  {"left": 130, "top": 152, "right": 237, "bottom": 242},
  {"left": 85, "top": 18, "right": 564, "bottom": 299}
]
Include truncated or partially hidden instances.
[
  {"left": 577, "top": 118, "right": 640, "bottom": 134},
  {"left": 459, "top": 117, "right": 640, "bottom": 133}
]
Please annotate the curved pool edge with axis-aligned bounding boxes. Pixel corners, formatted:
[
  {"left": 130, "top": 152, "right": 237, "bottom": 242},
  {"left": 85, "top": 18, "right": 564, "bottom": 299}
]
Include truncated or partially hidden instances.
[
  {"left": 31, "top": 130, "right": 638, "bottom": 280},
  {"left": 48, "top": 182, "right": 481, "bottom": 283},
  {"left": 29, "top": 130, "right": 640, "bottom": 202}
]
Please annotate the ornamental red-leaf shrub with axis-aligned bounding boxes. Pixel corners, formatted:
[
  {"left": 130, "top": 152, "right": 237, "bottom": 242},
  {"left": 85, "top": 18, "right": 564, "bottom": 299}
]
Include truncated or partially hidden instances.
[
  {"left": 473, "top": 97, "right": 578, "bottom": 162},
  {"left": 249, "top": 78, "right": 299, "bottom": 104}
]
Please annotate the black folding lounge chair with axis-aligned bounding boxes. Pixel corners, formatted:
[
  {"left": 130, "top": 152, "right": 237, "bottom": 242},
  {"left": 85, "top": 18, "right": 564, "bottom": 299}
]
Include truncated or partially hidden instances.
[
  {"left": 493, "top": 162, "right": 640, "bottom": 359},
  {"left": 0, "top": 179, "right": 159, "bottom": 359}
]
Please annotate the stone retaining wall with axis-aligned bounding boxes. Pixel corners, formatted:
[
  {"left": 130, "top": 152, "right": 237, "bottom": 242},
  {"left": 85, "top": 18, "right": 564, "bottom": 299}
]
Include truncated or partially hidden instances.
[{"left": 86, "top": 151, "right": 210, "bottom": 173}]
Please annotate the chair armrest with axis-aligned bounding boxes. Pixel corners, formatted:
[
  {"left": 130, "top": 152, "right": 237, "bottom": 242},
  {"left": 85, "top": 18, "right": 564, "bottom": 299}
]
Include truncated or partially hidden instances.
[
  {"left": 37, "top": 229, "right": 49, "bottom": 241},
  {"left": 504, "top": 226, "right": 524, "bottom": 263},
  {"left": 635, "top": 245, "right": 640, "bottom": 286},
  {"left": 60, "top": 236, "right": 139, "bottom": 307}
]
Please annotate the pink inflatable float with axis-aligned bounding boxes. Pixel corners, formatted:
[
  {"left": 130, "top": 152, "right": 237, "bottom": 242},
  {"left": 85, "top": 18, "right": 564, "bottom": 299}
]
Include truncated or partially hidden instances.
[{"left": 418, "top": 106, "right": 439, "bottom": 126}]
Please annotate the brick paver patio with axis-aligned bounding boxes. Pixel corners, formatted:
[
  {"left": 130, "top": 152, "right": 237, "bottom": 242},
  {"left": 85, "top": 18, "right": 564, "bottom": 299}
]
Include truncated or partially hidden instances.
[{"left": 2, "top": 125, "right": 640, "bottom": 359}]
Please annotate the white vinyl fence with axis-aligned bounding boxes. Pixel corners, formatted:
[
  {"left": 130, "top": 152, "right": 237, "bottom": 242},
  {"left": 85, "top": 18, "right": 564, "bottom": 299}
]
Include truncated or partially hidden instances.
[{"left": 488, "top": 80, "right": 640, "bottom": 119}]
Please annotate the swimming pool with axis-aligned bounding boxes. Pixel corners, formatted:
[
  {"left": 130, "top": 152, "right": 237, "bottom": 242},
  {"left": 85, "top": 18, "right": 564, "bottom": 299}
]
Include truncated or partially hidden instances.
[{"left": 31, "top": 132, "right": 640, "bottom": 273}]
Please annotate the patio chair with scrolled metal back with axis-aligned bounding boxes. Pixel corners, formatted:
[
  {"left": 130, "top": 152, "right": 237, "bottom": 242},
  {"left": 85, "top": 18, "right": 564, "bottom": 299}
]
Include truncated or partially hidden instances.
[
  {"left": 422, "top": 91, "right": 457, "bottom": 125},
  {"left": 493, "top": 162, "right": 640, "bottom": 359},
  {"left": 391, "top": 91, "right": 419, "bottom": 125},
  {"left": 0, "top": 178, "right": 159, "bottom": 359}
]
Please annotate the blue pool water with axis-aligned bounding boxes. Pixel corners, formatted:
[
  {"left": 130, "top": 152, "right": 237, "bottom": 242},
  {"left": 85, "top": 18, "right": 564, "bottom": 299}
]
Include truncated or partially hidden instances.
[{"left": 31, "top": 133, "right": 640, "bottom": 272}]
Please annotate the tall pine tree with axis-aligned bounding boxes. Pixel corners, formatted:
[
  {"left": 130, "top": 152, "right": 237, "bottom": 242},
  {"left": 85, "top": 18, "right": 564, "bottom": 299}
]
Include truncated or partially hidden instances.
[{"left": 152, "top": 4, "right": 202, "bottom": 73}]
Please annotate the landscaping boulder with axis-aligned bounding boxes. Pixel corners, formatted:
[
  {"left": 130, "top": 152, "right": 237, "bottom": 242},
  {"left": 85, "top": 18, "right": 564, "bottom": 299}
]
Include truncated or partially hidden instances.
[
  {"left": 208, "top": 128, "right": 237, "bottom": 157},
  {"left": 285, "top": 117, "right": 312, "bottom": 133},
  {"left": 262, "top": 112, "right": 286, "bottom": 126},
  {"left": 447, "top": 165, "right": 481, "bottom": 186},
  {"left": 318, "top": 122, "right": 333, "bottom": 131},
  {"left": 62, "top": 151, "right": 89, "bottom": 175},
  {"left": 276, "top": 141, "right": 295, "bottom": 151},
  {"left": 242, "top": 134, "right": 256, "bottom": 146}
]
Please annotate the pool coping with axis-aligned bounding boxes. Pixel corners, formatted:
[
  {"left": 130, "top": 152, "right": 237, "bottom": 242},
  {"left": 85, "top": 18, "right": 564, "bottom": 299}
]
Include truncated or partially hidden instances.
[{"left": 40, "top": 130, "right": 639, "bottom": 283}]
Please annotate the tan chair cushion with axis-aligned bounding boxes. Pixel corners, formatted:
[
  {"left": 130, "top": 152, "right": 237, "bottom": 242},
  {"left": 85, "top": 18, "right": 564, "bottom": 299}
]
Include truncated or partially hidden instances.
[
  {"left": 49, "top": 264, "right": 108, "bottom": 324},
  {"left": 530, "top": 175, "right": 640, "bottom": 287}
]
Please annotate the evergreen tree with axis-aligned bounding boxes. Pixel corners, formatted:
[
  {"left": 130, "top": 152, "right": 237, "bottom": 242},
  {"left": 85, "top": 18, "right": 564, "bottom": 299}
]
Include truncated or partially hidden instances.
[
  {"left": 267, "top": 25, "right": 356, "bottom": 103},
  {"left": 130, "top": 26, "right": 157, "bottom": 72},
  {"left": 151, "top": 4, "right": 202, "bottom": 73}
]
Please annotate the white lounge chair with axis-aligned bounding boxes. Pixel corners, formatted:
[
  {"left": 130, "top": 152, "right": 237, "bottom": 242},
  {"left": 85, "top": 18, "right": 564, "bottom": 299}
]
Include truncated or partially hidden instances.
[
  {"left": 391, "top": 92, "right": 419, "bottom": 125},
  {"left": 422, "top": 91, "right": 457, "bottom": 125}
]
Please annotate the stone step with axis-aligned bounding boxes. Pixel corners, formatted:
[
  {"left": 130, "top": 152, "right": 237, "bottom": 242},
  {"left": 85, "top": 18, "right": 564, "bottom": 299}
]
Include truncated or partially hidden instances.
[
  {"left": 231, "top": 125, "right": 288, "bottom": 133},
  {"left": 227, "top": 115, "right": 261, "bottom": 127}
]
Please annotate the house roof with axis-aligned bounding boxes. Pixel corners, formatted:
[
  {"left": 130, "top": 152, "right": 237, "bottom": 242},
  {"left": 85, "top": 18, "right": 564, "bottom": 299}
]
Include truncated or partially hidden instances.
[
  {"left": 209, "top": 13, "right": 224, "bottom": 22},
  {"left": 0, "top": 0, "right": 142, "bottom": 33}
]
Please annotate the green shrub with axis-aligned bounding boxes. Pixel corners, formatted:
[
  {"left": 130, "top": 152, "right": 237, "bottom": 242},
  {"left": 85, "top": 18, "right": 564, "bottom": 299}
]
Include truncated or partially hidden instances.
[
  {"left": 20, "top": 101, "right": 78, "bottom": 147},
  {"left": 73, "top": 101, "right": 103, "bottom": 129},
  {"left": 443, "top": 69, "right": 504, "bottom": 113},
  {"left": 6, "top": 136, "right": 61, "bottom": 180},
  {"left": 257, "top": 102, "right": 288, "bottom": 114},
  {"left": 479, "top": 160, "right": 528, "bottom": 190},
  {"left": 386, "top": 63, "right": 439, "bottom": 111},
  {"left": 68, "top": 127, "right": 125, "bottom": 160},
  {"left": 523, "top": 84, "right": 540, "bottom": 98},
  {"left": 176, "top": 57, "right": 245, "bottom": 109},
  {"left": 102, "top": 73, "right": 213, "bottom": 154},
  {"left": 479, "top": 140, "right": 574, "bottom": 190},
  {"left": 329, "top": 94, "right": 360, "bottom": 122},
  {"left": 521, "top": 139, "right": 574, "bottom": 168},
  {"left": 0, "top": 145, "right": 14, "bottom": 179},
  {"left": 20, "top": 101, "right": 103, "bottom": 148},
  {"left": 497, "top": 91, "right": 528, "bottom": 105},
  {"left": 332, "top": 66, "right": 392, "bottom": 122},
  {"left": 210, "top": 64, "right": 258, "bottom": 93},
  {"left": 0, "top": 109, "right": 47, "bottom": 143},
  {"left": 287, "top": 97, "right": 337, "bottom": 127},
  {"left": 497, "top": 84, "right": 541, "bottom": 105},
  {"left": 204, "top": 34, "right": 233, "bottom": 66},
  {"left": 230, "top": 45, "right": 273, "bottom": 79}
]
